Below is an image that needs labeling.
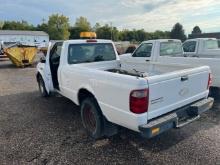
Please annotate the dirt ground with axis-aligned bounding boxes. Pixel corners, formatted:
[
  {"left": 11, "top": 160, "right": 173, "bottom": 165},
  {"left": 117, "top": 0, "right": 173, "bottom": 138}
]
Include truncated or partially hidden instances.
[{"left": 0, "top": 60, "right": 220, "bottom": 165}]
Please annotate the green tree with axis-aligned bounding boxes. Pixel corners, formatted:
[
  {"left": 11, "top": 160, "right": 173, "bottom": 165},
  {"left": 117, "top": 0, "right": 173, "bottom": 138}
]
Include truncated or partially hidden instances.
[
  {"left": 36, "top": 23, "right": 49, "bottom": 33},
  {"left": 135, "top": 29, "right": 147, "bottom": 42},
  {"left": 95, "top": 24, "right": 120, "bottom": 40},
  {"left": 2, "top": 20, "right": 35, "bottom": 30},
  {"left": 119, "top": 29, "right": 136, "bottom": 42},
  {"left": 112, "top": 27, "right": 120, "bottom": 41},
  {"left": 69, "top": 16, "right": 92, "bottom": 39},
  {"left": 0, "top": 21, "right": 4, "bottom": 29},
  {"left": 192, "top": 26, "right": 202, "bottom": 34},
  {"left": 75, "top": 16, "right": 91, "bottom": 31},
  {"left": 69, "top": 27, "right": 82, "bottom": 39},
  {"left": 152, "top": 30, "right": 170, "bottom": 39},
  {"left": 93, "top": 23, "right": 101, "bottom": 32},
  {"left": 96, "top": 24, "right": 111, "bottom": 39},
  {"left": 92, "top": 23, "right": 120, "bottom": 40},
  {"left": 47, "top": 14, "right": 70, "bottom": 40},
  {"left": 170, "top": 23, "right": 186, "bottom": 41}
]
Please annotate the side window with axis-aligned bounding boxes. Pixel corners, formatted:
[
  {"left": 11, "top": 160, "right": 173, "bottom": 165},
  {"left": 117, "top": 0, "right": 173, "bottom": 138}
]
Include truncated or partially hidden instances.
[
  {"left": 183, "top": 41, "right": 196, "bottom": 52},
  {"left": 160, "top": 42, "right": 183, "bottom": 56},
  {"left": 132, "top": 43, "right": 152, "bottom": 57},
  {"left": 204, "top": 40, "right": 219, "bottom": 49}
]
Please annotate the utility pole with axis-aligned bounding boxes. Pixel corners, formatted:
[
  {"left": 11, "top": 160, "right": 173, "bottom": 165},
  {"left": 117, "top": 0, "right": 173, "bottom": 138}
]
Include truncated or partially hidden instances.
[
  {"left": 110, "top": 22, "right": 113, "bottom": 41},
  {"left": 42, "top": 18, "right": 46, "bottom": 24}
]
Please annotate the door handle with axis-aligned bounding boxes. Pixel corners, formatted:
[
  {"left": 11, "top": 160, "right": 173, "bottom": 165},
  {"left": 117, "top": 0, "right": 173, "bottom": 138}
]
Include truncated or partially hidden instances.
[
  {"left": 181, "top": 76, "right": 188, "bottom": 81},
  {"left": 145, "top": 59, "right": 150, "bottom": 62}
]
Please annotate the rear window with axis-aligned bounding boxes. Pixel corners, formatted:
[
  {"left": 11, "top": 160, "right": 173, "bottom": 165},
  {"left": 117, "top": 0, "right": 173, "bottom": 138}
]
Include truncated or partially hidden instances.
[
  {"left": 68, "top": 43, "right": 116, "bottom": 64},
  {"left": 160, "top": 42, "right": 183, "bottom": 56},
  {"left": 204, "top": 40, "right": 219, "bottom": 49}
]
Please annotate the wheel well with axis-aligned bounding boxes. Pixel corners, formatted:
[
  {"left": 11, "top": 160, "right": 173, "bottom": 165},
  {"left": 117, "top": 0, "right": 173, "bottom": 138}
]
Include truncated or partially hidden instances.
[
  {"left": 36, "top": 72, "right": 41, "bottom": 82},
  {"left": 78, "top": 88, "right": 119, "bottom": 136},
  {"left": 78, "top": 89, "right": 95, "bottom": 105}
]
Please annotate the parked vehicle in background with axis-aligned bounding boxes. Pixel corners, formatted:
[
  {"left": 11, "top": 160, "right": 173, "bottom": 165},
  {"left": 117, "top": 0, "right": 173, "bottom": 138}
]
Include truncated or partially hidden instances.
[
  {"left": 0, "top": 41, "right": 8, "bottom": 59},
  {"left": 0, "top": 41, "right": 3, "bottom": 55},
  {"left": 36, "top": 39, "right": 213, "bottom": 140},
  {"left": 125, "top": 44, "right": 137, "bottom": 54},
  {"left": 121, "top": 39, "right": 220, "bottom": 89},
  {"left": 218, "top": 39, "right": 220, "bottom": 48},
  {"left": 114, "top": 41, "right": 130, "bottom": 55},
  {"left": 0, "top": 41, "right": 37, "bottom": 67},
  {"left": 183, "top": 38, "right": 220, "bottom": 58}
]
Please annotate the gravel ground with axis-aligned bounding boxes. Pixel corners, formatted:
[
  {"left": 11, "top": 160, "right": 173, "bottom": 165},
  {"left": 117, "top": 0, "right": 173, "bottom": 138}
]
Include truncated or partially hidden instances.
[{"left": 0, "top": 60, "right": 220, "bottom": 165}]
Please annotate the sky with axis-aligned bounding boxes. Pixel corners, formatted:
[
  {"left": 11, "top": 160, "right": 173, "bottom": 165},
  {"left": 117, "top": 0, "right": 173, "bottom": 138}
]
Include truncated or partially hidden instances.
[{"left": 0, "top": 0, "right": 220, "bottom": 34}]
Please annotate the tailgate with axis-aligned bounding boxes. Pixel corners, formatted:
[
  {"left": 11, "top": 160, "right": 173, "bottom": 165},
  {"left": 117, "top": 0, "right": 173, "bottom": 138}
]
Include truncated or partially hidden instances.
[{"left": 147, "top": 66, "right": 210, "bottom": 120}]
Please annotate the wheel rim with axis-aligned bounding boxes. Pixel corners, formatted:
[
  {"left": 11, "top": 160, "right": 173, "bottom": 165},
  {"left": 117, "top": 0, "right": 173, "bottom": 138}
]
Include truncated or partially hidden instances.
[{"left": 83, "top": 103, "right": 97, "bottom": 133}]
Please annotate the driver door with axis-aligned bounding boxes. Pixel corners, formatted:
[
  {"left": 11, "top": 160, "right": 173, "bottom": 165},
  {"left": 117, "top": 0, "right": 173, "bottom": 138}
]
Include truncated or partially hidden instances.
[
  {"left": 43, "top": 42, "right": 63, "bottom": 92},
  {"left": 49, "top": 42, "right": 63, "bottom": 90},
  {"left": 122, "top": 43, "right": 153, "bottom": 72},
  {"left": 43, "top": 42, "right": 54, "bottom": 93}
]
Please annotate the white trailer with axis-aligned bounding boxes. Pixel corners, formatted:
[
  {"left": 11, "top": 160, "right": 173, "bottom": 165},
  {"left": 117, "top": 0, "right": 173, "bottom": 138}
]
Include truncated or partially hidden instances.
[{"left": 0, "top": 30, "right": 49, "bottom": 47}]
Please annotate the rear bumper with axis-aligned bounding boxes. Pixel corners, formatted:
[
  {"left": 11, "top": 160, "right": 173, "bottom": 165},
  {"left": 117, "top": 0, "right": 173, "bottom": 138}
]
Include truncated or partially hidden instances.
[{"left": 138, "top": 97, "right": 214, "bottom": 138}]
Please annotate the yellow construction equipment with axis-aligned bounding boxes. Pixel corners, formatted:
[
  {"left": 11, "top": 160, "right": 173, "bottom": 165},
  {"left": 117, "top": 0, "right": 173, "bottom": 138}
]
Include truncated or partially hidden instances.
[
  {"left": 4, "top": 45, "right": 37, "bottom": 67},
  {"left": 80, "top": 32, "right": 97, "bottom": 39}
]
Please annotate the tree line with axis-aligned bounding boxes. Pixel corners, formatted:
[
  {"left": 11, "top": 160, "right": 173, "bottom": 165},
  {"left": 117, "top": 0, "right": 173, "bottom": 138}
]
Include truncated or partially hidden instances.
[{"left": 0, "top": 14, "right": 202, "bottom": 42}]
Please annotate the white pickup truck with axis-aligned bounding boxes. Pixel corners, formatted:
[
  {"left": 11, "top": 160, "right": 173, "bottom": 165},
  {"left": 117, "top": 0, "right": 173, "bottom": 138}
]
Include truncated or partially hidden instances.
[
  {"left": 183, "top": 38, "right": 220, "bottom": 89},
  {"left": 121, "top": 39, "right": 220, "bottom": 90},
  {"left": 36, "top": 39, "right": 213, "bottom": 139},
  {"left": 183, "top": 38, "right": 220, "bottom": 58}
]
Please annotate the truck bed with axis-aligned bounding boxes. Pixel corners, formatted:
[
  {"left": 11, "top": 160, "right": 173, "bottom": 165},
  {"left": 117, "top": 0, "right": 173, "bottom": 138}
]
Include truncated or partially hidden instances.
[
  {"left": 120, "top": 60, "right": 200, "bottom": 77},
  {"left": 78, "top": 60, "right": 199, "bottom": 78}
]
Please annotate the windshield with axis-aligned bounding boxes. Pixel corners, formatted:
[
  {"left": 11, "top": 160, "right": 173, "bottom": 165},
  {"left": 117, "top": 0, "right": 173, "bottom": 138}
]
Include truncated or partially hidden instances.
[
  {"left": 204, "top": 40, "right": 219, "bottom": 49},
  {"left": 68, "top": 43, "right": 116, "bottom": 64},
  {"left": 160, "top": 42, "right": 183, "bottom": 56}
]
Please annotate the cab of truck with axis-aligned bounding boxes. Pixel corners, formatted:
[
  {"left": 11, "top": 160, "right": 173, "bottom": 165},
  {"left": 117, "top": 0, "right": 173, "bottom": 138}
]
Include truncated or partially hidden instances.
[{"left": 183, "top": 38, "right": 220, "bottom": 58}]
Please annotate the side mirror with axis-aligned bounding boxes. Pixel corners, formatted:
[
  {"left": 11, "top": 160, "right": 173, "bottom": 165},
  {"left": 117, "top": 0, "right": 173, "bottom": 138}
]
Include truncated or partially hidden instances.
[{"left": 40, "top": 56, "right": 46, "bottom": 63}]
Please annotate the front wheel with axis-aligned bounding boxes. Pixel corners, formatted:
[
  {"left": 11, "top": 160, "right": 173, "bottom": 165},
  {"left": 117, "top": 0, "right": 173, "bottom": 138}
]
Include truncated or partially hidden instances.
[
  {"left": 37, "top": 76, "right": 49, "bottom": 97},
  {"left": 80, "top": 97, "right": 104, "bottom": 139}
]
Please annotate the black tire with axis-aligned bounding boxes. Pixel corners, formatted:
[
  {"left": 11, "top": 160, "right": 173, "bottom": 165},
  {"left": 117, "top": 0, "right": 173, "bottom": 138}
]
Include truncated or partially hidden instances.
[
  {"left": 38, "top": 76, "right": 49, "bottom": 97},
  {"left": 80, "top": 97, "right": 104, "bottom": 139},
  {"left": 210, "top": 87, "right": 220, "bottom": 99}
]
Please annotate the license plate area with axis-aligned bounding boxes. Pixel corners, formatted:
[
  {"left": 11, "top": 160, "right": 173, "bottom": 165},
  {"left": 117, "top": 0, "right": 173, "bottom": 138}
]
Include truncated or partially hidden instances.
[
  {"left": 189, "top": 97, "right": 214, "bottom": 115},
  {"left": 176, "top": 115, "right": 200, "bottom": 128},
  {"left": 175, "top": 97, "right": 214, "bottom": 128},
  {"left": 175, "top": 106, "right": 199, "bottom": 128}
]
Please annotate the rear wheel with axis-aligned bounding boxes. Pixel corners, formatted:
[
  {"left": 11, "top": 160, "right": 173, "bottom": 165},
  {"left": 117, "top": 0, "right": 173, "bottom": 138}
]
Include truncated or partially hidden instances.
[
  {"left": 210, "top": 87, "right": 220, "bottom": 99},
  {"left": 81, "top": 97, "right": 104, "bottom": 139},
  {"left": 38, "top": 76, "right": 49, "bottom": 97}
]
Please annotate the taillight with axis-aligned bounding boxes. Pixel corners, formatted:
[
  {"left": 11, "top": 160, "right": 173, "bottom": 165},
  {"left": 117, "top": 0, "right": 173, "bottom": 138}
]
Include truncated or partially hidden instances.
[
  {"left": 130, "top": 89, "right": 149, "bottom": 114},
  {"left": 207, "top": 73, "right": 212, "bottom": 89}
]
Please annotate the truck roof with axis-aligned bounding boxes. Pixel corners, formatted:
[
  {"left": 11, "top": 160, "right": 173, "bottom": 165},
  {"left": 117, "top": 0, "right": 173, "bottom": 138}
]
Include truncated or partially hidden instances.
[
  {"left": 186, "top": 38, "right": 217, "bottom": 41},
  {"left": 143, "top": 39, "right": 181, "bottom": 43},
  {"left": 63, "top": 39, "right": 113, "bottom": 44}
]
